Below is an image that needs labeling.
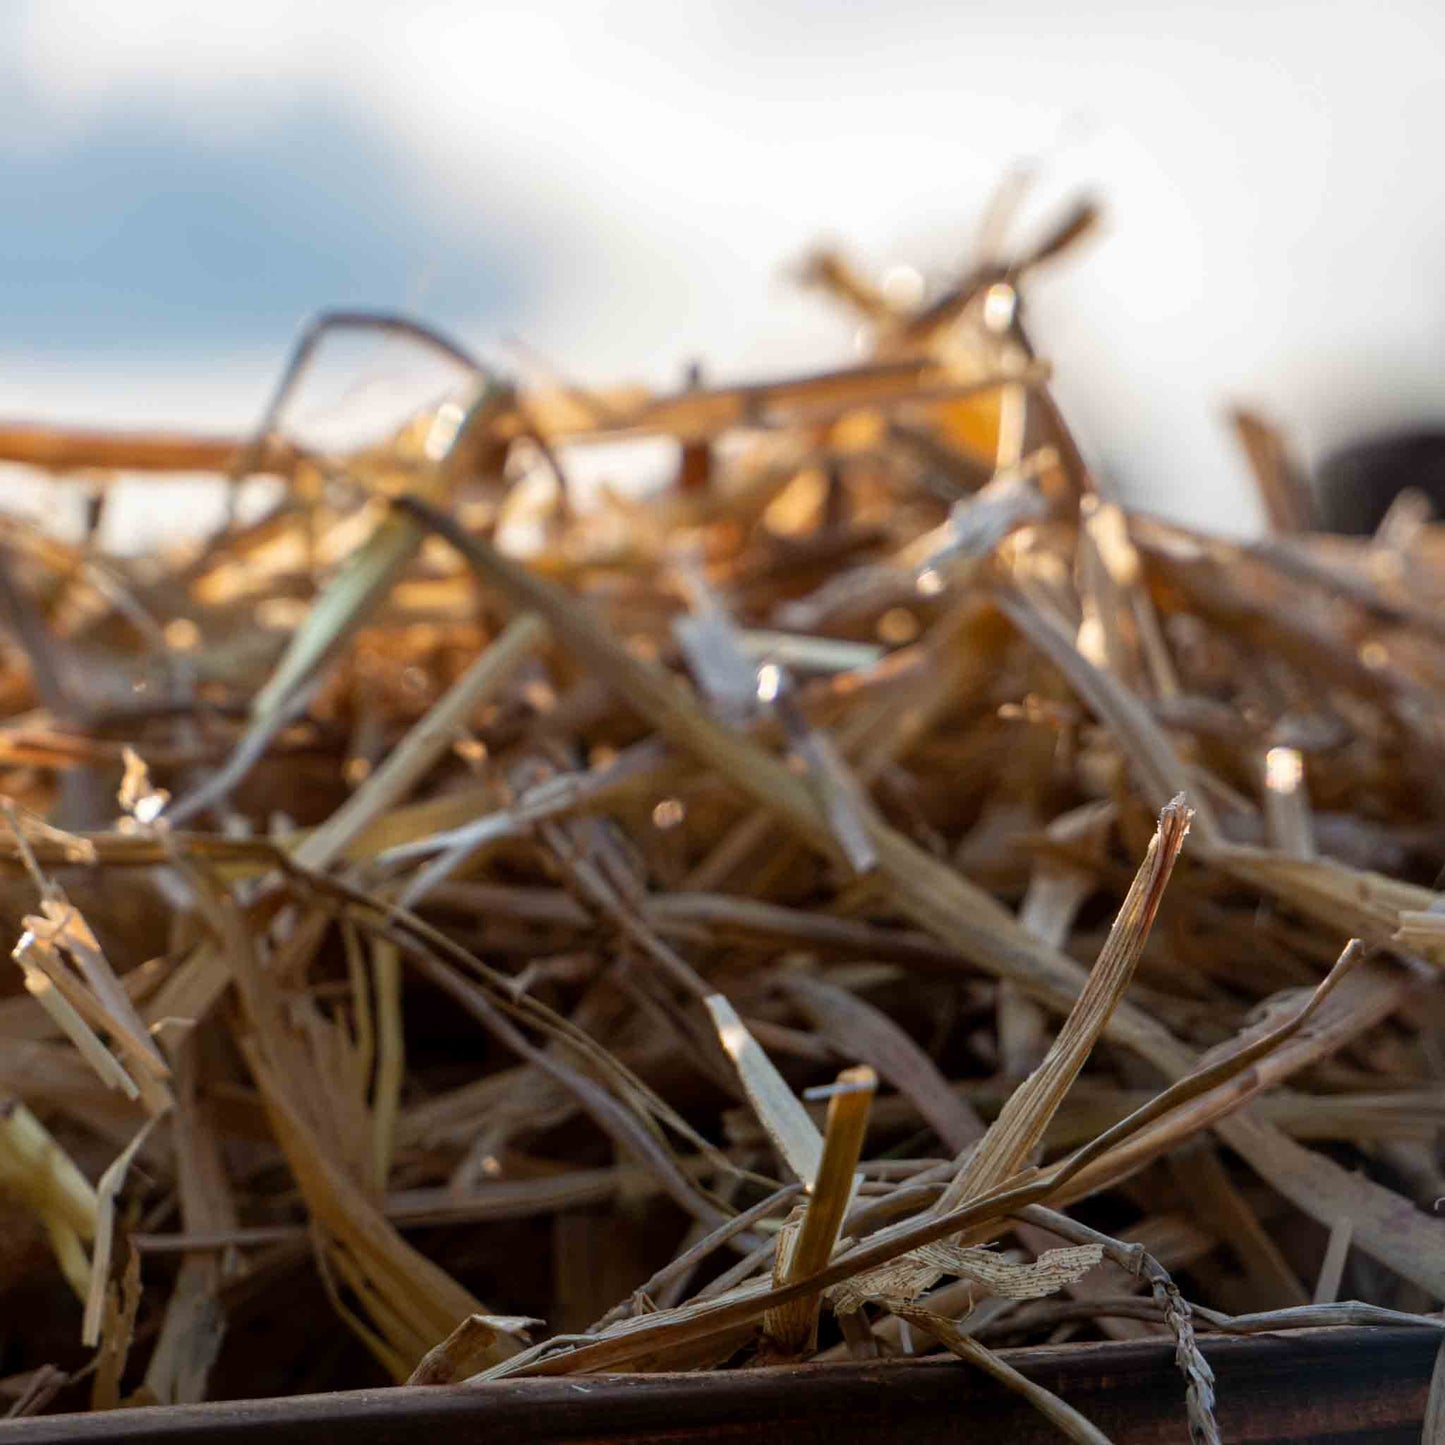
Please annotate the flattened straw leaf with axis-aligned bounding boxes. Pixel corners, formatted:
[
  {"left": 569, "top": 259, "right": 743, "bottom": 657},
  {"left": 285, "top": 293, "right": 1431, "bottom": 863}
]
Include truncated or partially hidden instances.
[
  {"left": 171, "top": 499, "right": 448, "bottom": 826},
  {"left": 782, "top": 974, "right": 984, "bottom": 1151},
  {"left": 248, "top": 509, "right": 425, "bottom": 726},
  {"left": 925, "top": 1241, "right": 1102, "bottom": 1299},
  {"left": 831, "top": 1242, "right": 1101, "bottom": 1314},
  {"left": 406, "top": 1314, "right": 540, "bottom": 1386},
  {"left": 1009, "top": 802, "right": 1113, "bottom": 1075},
  {"left": 83, "top": 1116, "right": 159, "bottom": 1347},
  {"left": 0, "top": 1098, "right": 95, "bottom": 1299},
  {"left": 705, "top": 994, "right": 822, "bottom": 1185}
]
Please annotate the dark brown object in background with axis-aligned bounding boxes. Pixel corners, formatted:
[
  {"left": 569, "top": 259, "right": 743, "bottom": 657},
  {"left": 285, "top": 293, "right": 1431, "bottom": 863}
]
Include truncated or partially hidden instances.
[
  {"left": 1315, "top": 430, "right": 1445, "bottom": 535},
  {"left": 678, "top": 362, "right": 713, "bottom": 492}
]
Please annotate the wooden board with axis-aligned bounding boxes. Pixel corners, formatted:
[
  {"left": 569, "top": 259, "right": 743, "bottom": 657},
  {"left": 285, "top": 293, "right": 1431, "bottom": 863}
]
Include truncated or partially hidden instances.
[{"left": 2, "top": 1326, "right": 1435, "bottom": 1444}]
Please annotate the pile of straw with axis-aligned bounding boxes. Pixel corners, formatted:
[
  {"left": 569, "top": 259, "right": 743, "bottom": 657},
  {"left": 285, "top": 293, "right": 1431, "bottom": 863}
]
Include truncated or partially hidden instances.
[{"left": 0, "top": 190, "right": 1442, "bottom": 1441}]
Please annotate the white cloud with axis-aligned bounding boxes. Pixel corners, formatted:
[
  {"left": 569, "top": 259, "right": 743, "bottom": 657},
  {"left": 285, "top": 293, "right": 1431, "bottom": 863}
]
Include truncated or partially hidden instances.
[{"left": 5, "top": 0, "right": 1445, "bottom": 532}]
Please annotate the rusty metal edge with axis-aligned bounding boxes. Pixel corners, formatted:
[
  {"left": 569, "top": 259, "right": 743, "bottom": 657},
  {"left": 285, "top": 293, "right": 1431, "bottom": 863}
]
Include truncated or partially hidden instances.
[{"left": 1, "top": 1325, "right": 1436, "bottom": 1444}]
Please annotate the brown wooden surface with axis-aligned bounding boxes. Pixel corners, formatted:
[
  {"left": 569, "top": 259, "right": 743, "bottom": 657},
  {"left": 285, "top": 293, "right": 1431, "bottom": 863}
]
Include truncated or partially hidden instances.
[{"left": 1, "top": 1326, "right": 1435, "bottom": 1444}]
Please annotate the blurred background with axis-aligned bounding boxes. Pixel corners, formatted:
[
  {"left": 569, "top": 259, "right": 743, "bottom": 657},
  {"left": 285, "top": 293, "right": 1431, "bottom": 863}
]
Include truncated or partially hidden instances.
[{"left": 2, "top": 0, "right": 1443, "bottom": 541}]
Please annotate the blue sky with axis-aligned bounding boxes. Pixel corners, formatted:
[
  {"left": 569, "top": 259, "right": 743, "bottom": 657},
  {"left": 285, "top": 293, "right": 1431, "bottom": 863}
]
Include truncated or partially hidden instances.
[{"left": 0, "top": 105, "right": 521, "bottom": 354}]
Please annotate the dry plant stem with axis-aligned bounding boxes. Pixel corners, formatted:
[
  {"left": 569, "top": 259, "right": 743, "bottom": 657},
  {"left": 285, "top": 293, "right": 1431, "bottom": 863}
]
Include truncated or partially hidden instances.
[
  {"left": 409, "top": 948, "right": 730, "bottom": 1230},
  {"left": 294, "top": 613, "right": 547, "bottom": 870},
  {"left": 6, "top": 1366, "right": 70, "bottom": 1421},
  {"left": 764, "top": 1066, "right": 875, "bottom": 1355},
  {"left": 1017, "top": 1207, "right": 1219, "bottom": 1445},
  {"left": 187, "top": 867, "right": 505, "bottom": 1378},
  {"left": 143, "top": 1034, "right": 237, "bottom": 1405},
  {"left": 542, "top": 820, "right": 713, "bottom": 1001},
  {"left": 994, "top": 588, "right": 1220, "bottom": 841},
  {"left": 1261, "top": 745, "right": 1316, "bottom": 858},
  {"left": 897, "top": 1306, "right": 1114, "bottom": 1445},
  {"left": 549, "top": 358, "right": 1050, "bottom": 442},
  {"left": 165, "top": 677, "right": 319, "bottom": 826},
  {"left": 592, "top": 1183, "right": 805, "bottom": 1331},
  {"left": 0, "top": 421, "right": 303, "bottom": 477},
  {"left": 81, "top": 1117, "right": 157, "bottom": 1347},
  {"left": 1312, "top": 1215, "right": 1354, "bottom": 1305},
  {"left": 369, "top": 938, "right": 404, "bottom": 1193},
  {"left": 1228, "top": 407, "right": 1314, "bottom": 533},
  {"left": 938, "top": 796, "right": 1191, "bottom": 1213},
  {"left": 975, "top": 1294, "right": 1444, "bottom": 1337},
  {"left": 782, "top": 974, "right": 985, "bottom": 1150},
  {"left": 90, "top": 1248, "right": 141, "bottom": 1411},
  {"left": 225, "top": 309, "right": 484, "bottom": 490}
]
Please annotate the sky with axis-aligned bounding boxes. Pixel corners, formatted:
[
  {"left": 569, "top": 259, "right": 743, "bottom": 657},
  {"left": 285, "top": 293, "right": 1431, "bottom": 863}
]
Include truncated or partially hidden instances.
[{"left": 3, "top": 0, "right": 1445, "bottom": 536}]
